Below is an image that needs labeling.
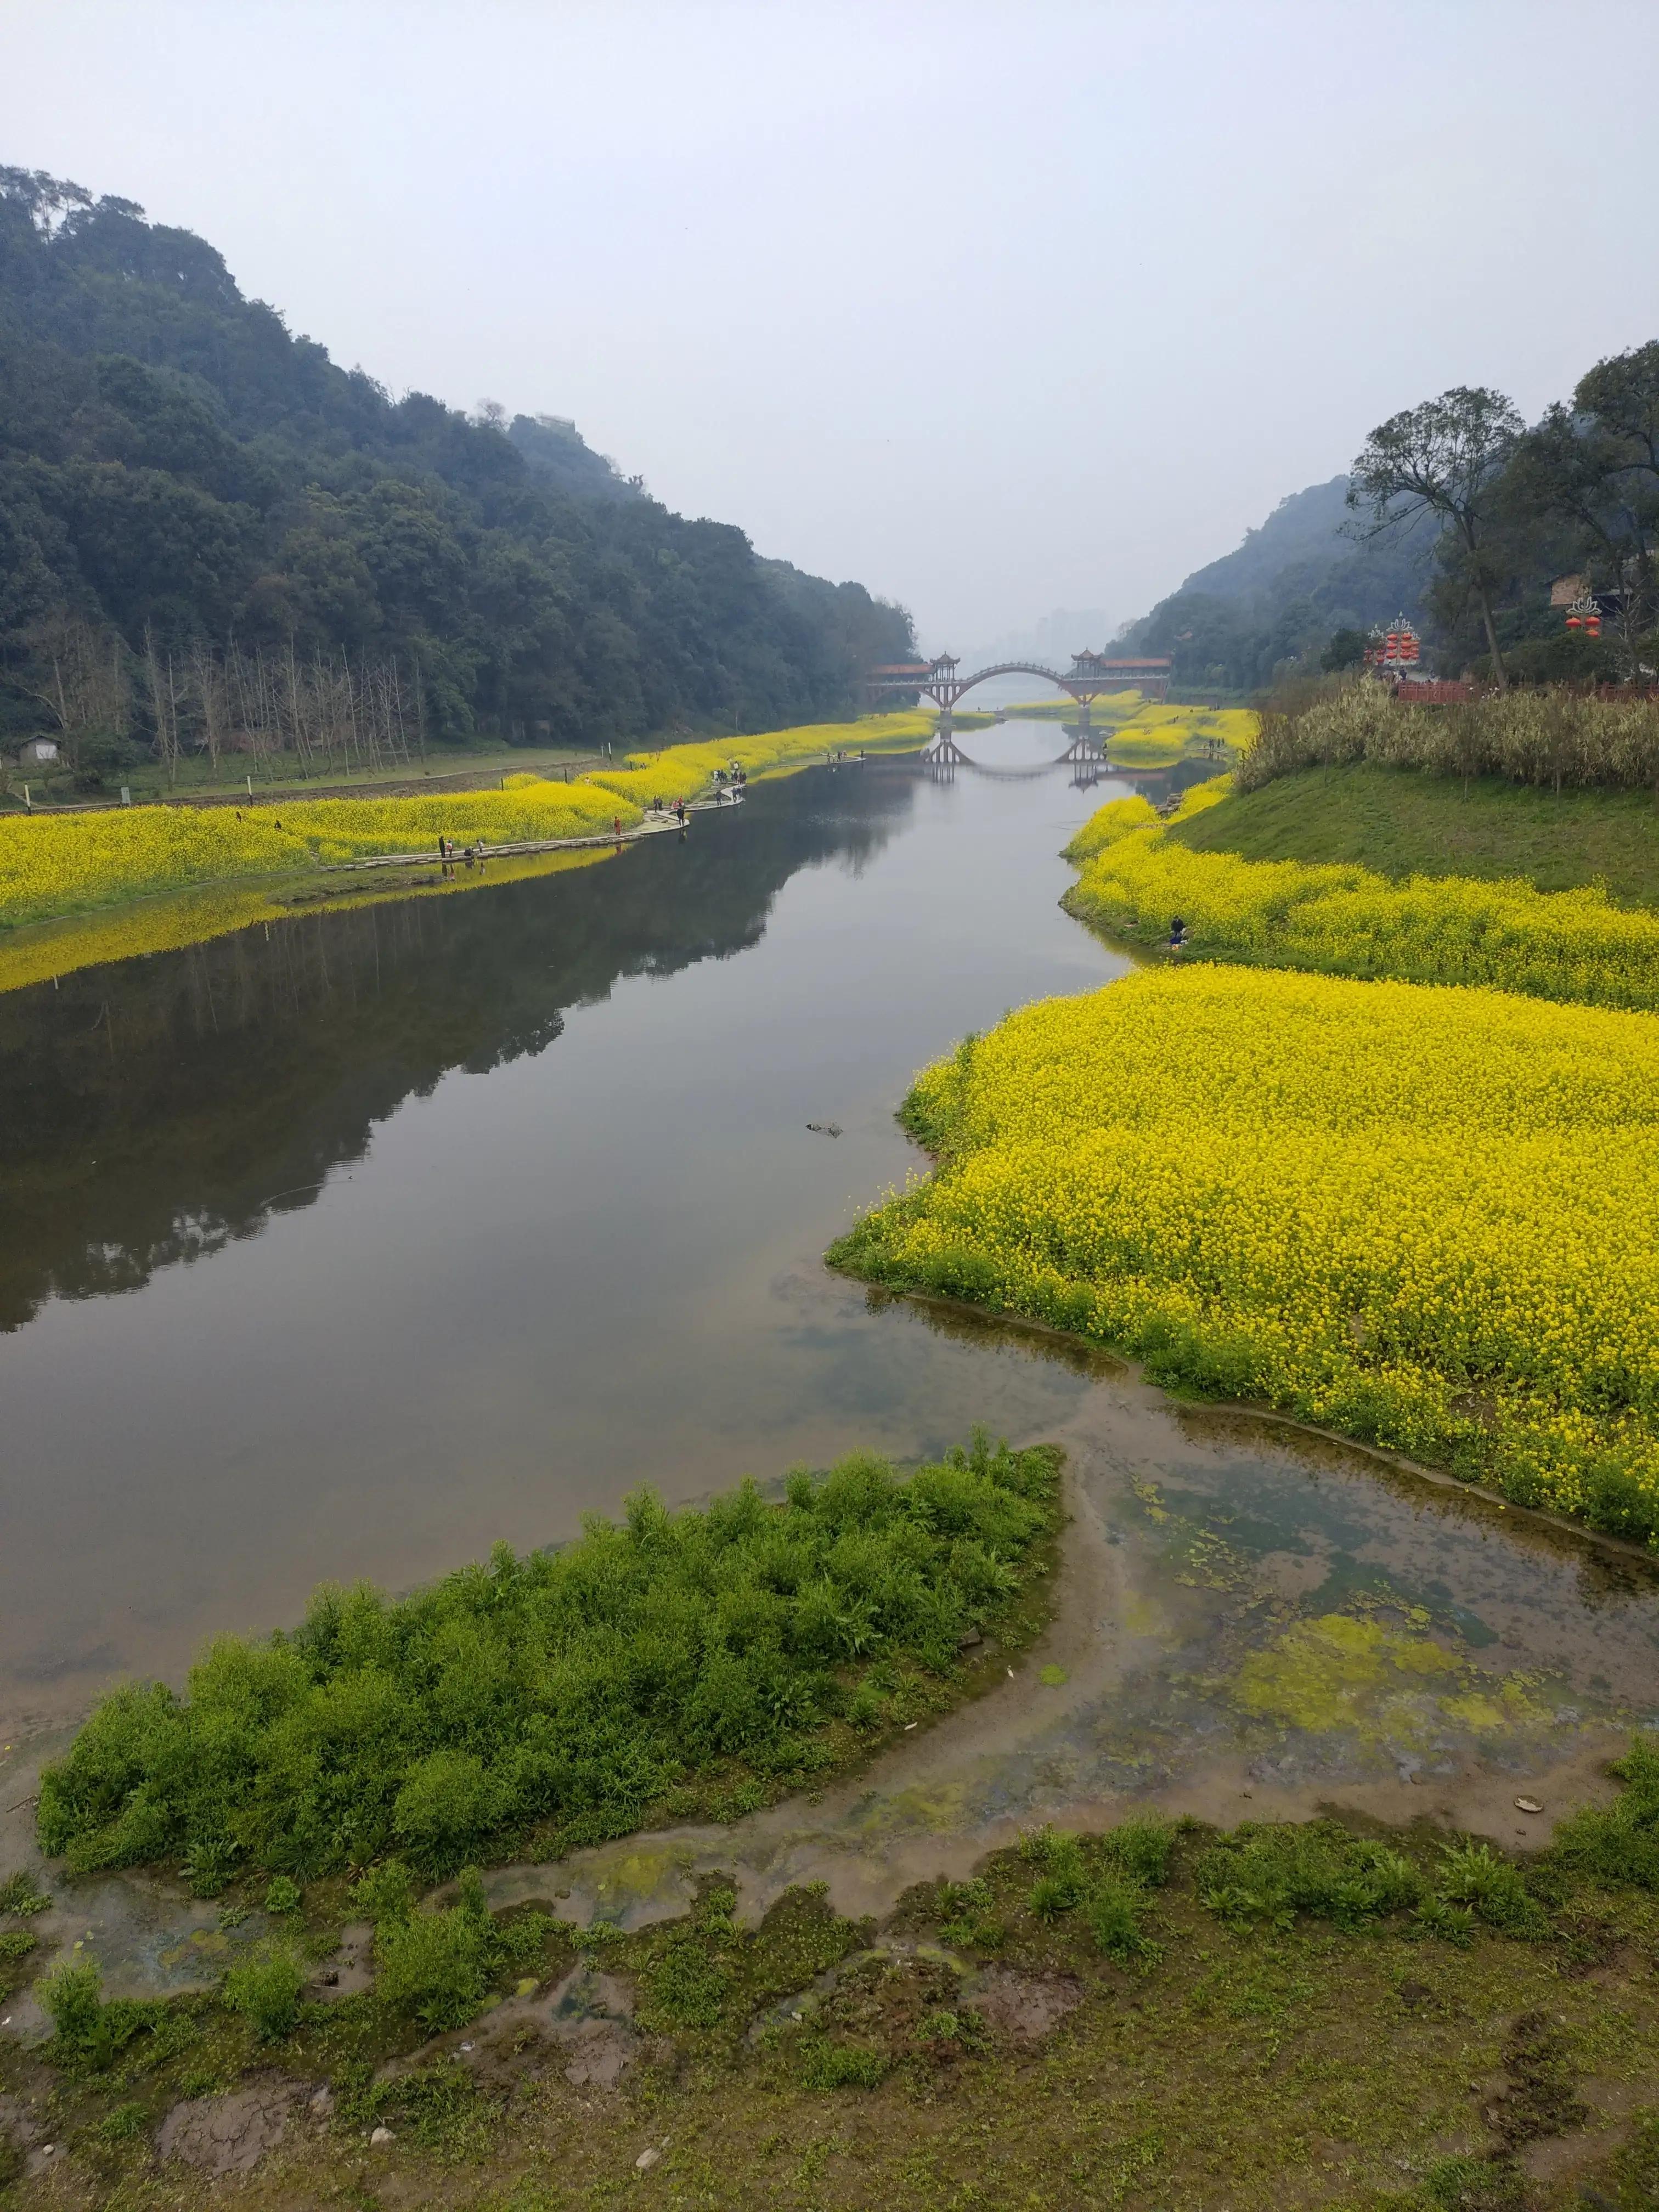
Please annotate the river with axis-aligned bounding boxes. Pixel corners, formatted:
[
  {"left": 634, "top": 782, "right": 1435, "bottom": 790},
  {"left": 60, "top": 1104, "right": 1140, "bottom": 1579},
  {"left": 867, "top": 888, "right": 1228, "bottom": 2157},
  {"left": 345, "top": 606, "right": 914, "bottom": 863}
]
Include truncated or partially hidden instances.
[{"left": 3, "top": 721, "right": 1656, "bottom": 1920}]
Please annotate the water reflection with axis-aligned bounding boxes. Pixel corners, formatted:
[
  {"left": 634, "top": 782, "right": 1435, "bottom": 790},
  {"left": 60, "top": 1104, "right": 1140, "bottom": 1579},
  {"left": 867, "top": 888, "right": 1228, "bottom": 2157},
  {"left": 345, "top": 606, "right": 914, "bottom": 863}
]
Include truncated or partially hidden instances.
[
  {"left": 0, "top": 731, "right": 1128, "bottom": 1717},
  {"left": 0, "top": 775, "right": 913, "bottom": 1330},
  {"left": 3, "top": 723, "right": 1657, "bottom": 1972}
]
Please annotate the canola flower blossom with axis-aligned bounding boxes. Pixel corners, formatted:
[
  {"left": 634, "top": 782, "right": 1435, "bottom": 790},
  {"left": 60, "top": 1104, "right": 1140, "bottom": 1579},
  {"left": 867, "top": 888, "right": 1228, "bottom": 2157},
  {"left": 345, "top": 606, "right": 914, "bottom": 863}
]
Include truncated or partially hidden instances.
[
  {"left": 0, "top": 713, "right": 932, "bottom": 938},
  {"left": 830, "top": 963, "right": 1659, "bottom": 1547},
  {"left": 0, "top": 846, "right": 613, "bottom": 997},
  {"left": 0, "top": 776, "right": 622, "bottom": 933},
  {"left": 1065, "top": 775, "right": 1659, "bottom": 1012}
]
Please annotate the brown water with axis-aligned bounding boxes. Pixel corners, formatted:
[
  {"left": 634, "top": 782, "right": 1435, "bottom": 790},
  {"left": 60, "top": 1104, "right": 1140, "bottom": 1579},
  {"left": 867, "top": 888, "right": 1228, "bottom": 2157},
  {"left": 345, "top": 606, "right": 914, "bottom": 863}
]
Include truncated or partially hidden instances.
[{"left": 2, "top": 724, "right": 1657, "bottom": 1991}]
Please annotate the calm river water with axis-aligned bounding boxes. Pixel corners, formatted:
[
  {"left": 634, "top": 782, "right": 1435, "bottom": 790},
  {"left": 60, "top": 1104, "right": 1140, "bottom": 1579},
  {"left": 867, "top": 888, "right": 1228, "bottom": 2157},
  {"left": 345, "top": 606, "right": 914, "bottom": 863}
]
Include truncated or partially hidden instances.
[{"left": 3, "top": 721, "right": 1657, "bottom": 1871}]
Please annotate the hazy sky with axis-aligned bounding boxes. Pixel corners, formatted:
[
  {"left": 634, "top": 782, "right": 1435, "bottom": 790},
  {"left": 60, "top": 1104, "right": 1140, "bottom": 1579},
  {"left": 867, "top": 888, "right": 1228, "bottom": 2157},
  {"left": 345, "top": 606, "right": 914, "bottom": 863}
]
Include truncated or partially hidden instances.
[{"left": 4, "top": 1, "right": 1657, "bottom": 651}]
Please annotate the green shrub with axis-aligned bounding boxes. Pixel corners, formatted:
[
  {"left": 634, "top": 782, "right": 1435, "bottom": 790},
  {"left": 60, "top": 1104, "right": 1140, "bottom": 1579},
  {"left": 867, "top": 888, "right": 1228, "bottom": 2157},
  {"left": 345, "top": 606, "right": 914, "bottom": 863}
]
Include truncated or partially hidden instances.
[
  {"left": 1435, "top": 1843, "right": 1546, "bottom": 1937},
  {"left": 349, "top": 1859, "right": 416, "bottom": 1926},
  {"left": 1028, "top": 1871, "right": 1084, "bottom": 1924},
  {"left": 37, "top": 1961, "right": 145, "bottom": 2069},
  {"left": 38, "top": 1439, "right": 1058, "bottom": 1880},
  {"left": 496, "top": 1909, "right": 557, "bottom": 1971},
  {"left": 94, "top": 2102, "right": 147, "bottom": 2141},
  {"left": 1411, "top": 1895, "right": 1475, "bottom": 1948},
  {"left": 223, "top": 1946, "right": 304, "bottom": 2040},
  {"left": 375, "top": 1901, "right": 494, "bottom": 2028},
  {"left": 1098, "top": 1817, "right": 1175, "bottom": 1890},
  {"left": 1199, "top": 1821, "right": 1426, "bottom": 1933},
  {"left": 1547, "top": 1736, "right": 1659, "bottom": 1892},
  {"left": 0, "top": 1869, "right": 50, "bottom": 1915},
  {"left": 393, "top": 1751, "right": 503, "bottom": 1868},
  {"left": 845, "top": 1680, "right": 887, "bottom": 1731},
  {"left": 800, "top": 2038, "right": 887, "bottom": 2089},
  {"left": 916, "top": 2007, "right": 982, "bottom": 2049},
  {"left": 0, "top": 1931, "right": 37, "bottom": 1960},
  {"left": 41, "top": 1961, "right": 105, "bottom": 2047},
  {"left": 1086, "top": 1875, "right": 1152, "bottom": 1961},
  {"left": 182, "top": 1834, "right": 239, "bottom": 1898},
  {"left": 262, "top": 1876, "right": 301, "bottom": 1914}
]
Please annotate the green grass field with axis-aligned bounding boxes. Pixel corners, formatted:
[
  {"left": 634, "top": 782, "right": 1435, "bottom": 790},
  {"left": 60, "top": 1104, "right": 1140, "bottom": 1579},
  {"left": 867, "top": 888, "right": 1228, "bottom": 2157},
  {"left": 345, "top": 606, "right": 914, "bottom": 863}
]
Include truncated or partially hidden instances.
[{"left": 1172, "top": 763, "right": 1659, "bottom": 910}]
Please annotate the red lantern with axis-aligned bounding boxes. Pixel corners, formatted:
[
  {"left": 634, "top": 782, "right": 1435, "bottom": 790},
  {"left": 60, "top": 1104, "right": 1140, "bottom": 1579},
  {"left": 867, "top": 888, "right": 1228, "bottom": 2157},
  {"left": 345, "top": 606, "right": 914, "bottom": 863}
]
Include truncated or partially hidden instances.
[
  {"left": 1587, "top": 614, "right": 1602, "bottom": 638},
  {"left": 1566, "top": 614, "right": 1583, "bottom": 629}
]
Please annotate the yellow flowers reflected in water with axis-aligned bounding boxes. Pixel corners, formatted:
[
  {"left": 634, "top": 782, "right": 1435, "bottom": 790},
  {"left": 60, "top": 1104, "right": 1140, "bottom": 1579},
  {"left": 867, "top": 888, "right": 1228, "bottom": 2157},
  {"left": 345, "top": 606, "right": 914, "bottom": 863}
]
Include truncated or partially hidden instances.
[
  {"left": 831, "top": 964, "right": 1659, "bottom": 1547},
  {"left": 0, "top": 846, "right": 614, "bottom": 996}
]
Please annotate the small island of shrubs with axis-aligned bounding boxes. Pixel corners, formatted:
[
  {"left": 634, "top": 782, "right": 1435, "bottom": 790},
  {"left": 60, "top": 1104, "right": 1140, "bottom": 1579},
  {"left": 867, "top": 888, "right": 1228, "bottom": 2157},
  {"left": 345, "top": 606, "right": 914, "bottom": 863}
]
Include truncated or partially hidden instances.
[{"left": 36, "top": 1434, "right": 1060, "bottom": 1886}]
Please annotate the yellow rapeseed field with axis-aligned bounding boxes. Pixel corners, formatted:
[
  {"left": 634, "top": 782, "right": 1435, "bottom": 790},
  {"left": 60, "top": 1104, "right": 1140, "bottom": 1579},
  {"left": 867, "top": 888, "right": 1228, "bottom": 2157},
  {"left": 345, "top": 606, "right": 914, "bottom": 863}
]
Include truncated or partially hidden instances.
[
  {"left": 1065, "top": 775, "right": 1659, "bottom": 1011},
  {"left": 0, "top": 713, "right": 933, "bottom": 938},
  {"left": 0, "top": 846, "right": 613, "bottom": 997},
  {"left": 581, "top": 711, "right": 932, "bottom": 810},
  {"left": 0, "top": 777, "right": 623, "bottom": 932},
  {"left": 830, "top": 963, "right": 1659, "bottom": 1546}
]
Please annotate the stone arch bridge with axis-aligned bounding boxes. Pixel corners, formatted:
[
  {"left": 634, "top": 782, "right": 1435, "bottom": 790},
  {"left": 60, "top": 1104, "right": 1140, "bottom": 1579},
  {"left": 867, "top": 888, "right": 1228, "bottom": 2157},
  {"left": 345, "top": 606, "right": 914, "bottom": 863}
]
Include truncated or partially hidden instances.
[{"left": 865, "top": 650, "right": 1173, "bottom": 762}]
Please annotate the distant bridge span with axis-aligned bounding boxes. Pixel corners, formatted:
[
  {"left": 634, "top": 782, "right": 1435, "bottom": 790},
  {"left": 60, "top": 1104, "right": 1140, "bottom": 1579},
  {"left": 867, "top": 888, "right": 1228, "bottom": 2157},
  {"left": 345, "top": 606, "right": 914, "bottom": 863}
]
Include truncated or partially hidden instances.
[{"left": 866, "top": 650, "right": 1173, "bottom": 719}]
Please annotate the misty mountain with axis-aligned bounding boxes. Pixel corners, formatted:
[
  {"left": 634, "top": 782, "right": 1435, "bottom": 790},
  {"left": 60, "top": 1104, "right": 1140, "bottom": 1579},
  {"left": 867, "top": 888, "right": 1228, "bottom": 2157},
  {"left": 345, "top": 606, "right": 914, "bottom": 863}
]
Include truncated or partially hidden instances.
[
  {"left": 947, "top": 607, "right": 1120, "bottom": 672},
  {"left": 1120, "top": 476, "right": 1437, "bottom": 692}
]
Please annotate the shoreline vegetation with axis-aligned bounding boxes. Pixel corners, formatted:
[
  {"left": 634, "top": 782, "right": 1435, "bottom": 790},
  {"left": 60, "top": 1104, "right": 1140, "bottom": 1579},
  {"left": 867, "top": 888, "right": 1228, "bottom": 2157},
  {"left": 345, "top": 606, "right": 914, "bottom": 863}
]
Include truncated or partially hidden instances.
[
  {"left": 0, "top": 844, "right": 619, "bottom": 998},
  {"left": 0, "top": 711, "right": 933, "bottom": 948},
  {"left": 35, "top": 1436, "right": 1060, "bottom": 1884},
  {"left": 994, "top": 695, "right": 1256, "bottom": 770},
  {"left": 1063, "top": 772, "right": 1659, "bottom": 1011},
  {"left": 833, "top": 687, "right": 1659, "bottom": 1550},
  {"left": 5, "top": 1742, "right": 1658, "bottom": 2206}
]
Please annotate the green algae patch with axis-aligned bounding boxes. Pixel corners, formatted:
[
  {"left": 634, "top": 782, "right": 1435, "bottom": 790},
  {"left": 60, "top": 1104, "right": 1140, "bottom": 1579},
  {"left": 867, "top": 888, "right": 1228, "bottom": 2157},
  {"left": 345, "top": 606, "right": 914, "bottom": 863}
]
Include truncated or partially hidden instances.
[{"left": 1232, "top": 1613, "right": 1554, "bottom": 1745}]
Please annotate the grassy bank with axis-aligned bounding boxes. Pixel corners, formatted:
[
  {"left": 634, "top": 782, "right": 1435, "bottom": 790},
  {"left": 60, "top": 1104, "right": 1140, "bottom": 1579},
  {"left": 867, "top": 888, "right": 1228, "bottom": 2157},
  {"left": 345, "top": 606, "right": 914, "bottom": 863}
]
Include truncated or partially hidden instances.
[
  {"left": 1172, "top": 760, "right": 1659, "bottom": 906},
  {"left": 37, "top": 1437, "right": 1059, "bottom": 1884},
  {"left": 4, "top": 1748, "right": 1658, "bottom": 2207},
  {"left": 830, "top": 966, "right": 1659, "bottom": 1545},
  {"left": 0, "top": 713, "right": 932, "bottom": 935},
  {"left": 1064, "top": 775, "right": 1659, "bottom": 1011},
  {"left": 1241, "top": 676, "right": 1659, "bottom": 796}
]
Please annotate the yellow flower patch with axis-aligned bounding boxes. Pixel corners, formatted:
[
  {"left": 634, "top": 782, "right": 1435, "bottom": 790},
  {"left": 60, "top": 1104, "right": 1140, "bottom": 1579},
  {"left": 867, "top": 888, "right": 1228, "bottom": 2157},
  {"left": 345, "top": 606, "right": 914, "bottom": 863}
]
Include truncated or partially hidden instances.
[{"left": 831, "top": 963, "right": 1659, "bottom": 1545}]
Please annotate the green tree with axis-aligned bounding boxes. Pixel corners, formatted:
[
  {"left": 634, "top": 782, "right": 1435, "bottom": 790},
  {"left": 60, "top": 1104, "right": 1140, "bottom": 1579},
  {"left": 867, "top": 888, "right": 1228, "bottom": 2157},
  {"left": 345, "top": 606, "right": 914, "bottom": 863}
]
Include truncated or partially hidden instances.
[
  {"left": 1504, "top": 343, "right": 1659, "bottom": 651},
  {"left": 1349, "top": 387, "right": 1523, "bottom": 687},
  {"left": 1320, "top": 627, "right": 1369, "bottom": 672}
]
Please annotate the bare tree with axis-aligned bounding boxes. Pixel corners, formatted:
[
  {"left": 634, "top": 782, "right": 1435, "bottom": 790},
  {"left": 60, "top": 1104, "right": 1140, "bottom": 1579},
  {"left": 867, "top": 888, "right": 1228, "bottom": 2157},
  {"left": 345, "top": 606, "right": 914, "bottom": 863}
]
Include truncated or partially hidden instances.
[
  {"left": 19, "top": 616, "right": 131, "bottom": 772},
  {"left": 1349, "top": 386, "right": 1523, "bottom": 689}
]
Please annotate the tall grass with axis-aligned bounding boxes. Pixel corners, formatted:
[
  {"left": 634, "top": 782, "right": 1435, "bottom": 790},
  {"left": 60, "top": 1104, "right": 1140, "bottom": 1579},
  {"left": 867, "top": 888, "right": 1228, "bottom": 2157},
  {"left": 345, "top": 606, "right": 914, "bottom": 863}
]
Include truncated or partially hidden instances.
[
  {"left": 1241, "top": 680, "right": 1659, "bottom": 795},
  {"left": 37, "top": 1437, "right": 1058, "bottom": 1881}
]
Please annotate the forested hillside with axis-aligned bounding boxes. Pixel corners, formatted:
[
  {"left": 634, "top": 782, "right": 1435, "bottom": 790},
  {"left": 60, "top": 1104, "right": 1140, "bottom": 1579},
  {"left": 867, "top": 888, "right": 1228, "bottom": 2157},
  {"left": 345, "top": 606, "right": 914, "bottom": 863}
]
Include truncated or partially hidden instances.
[{"left": 0, "top": 167, "right": 912, "bottom": 776}]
